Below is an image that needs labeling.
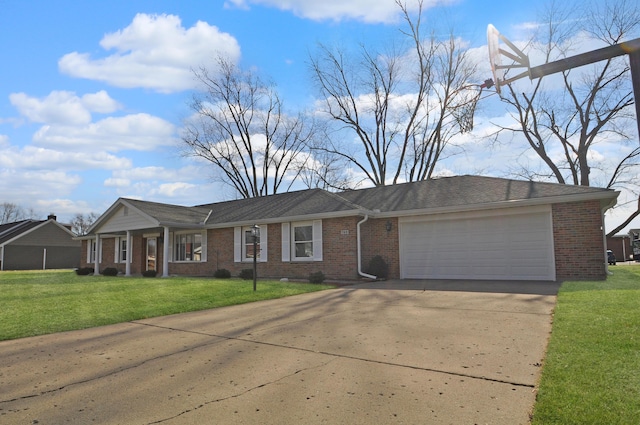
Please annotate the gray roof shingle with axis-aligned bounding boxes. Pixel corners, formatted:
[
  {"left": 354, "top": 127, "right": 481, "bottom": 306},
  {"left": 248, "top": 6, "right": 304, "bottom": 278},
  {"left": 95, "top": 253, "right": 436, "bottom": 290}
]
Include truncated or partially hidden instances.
[{"left": 111, "top": 175, "right": 617, "bottom": 229}]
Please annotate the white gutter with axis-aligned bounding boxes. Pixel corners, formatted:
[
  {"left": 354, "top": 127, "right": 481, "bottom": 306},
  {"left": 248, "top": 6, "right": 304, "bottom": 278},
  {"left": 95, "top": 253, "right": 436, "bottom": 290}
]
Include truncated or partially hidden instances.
[{"left": 357, "top": 215, "right": 377, "bottom": 280}]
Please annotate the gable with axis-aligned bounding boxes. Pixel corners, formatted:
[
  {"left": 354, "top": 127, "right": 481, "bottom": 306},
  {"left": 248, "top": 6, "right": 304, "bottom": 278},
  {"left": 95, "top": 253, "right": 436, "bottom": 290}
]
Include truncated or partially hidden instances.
[
  {"left": 5, "top": 221, "right": 79, "bottom": 247},
  {"left": 97, "top": 205, "right": 159, "bottom": 233}
]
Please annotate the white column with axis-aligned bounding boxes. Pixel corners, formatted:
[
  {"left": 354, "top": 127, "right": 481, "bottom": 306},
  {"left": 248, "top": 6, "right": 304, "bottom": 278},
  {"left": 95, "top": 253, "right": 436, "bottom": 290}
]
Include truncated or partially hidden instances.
[
  {"left": 162, "top": 226, "right": 170, "bottom": 278},
  {"left": 93, "top": 234, "right": 100, "bottom": 275},
  {"left": 125, "top": 231, "right": 131, "bottom": 277}
]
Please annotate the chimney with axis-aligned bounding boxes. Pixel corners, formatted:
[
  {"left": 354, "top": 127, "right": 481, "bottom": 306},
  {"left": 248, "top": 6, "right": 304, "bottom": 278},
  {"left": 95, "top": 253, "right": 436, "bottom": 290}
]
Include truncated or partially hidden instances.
[{"left": 47, "top": 213, "right": 57, "bottom": 221}]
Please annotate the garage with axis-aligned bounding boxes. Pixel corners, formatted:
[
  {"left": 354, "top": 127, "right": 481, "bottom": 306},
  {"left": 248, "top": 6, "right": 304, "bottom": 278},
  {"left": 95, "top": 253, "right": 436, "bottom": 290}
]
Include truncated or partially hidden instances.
[{"left": 399, "top": 205, "right": 556, "bottom": 281}]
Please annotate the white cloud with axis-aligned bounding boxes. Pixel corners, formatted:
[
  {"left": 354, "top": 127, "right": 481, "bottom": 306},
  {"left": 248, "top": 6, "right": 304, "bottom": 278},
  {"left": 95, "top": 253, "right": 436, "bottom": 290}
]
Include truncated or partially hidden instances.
[
  {"left": 0, "top": 144, "right": 132, "bottom": 171},
  {"left": 58, "top": 13, "right": 241, "bottom": 93},
  {"left": 32, "top": 113, "right": 176, "bottom": 152},
  {"left": 9, "top": 90, "right": 121, "bottom": 126},
  {"left": 224, "top": 0, "right": 447, "bottom": 23},
  {"left": 155, "top": 182, "right": 198, "bottom": 197}
]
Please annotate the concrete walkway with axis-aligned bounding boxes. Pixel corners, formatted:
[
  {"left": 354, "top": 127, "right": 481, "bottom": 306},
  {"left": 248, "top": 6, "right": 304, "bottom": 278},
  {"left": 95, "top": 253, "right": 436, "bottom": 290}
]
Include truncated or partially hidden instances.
[{"left": 0, "top": 280, "right": 559, "bottom": 424}]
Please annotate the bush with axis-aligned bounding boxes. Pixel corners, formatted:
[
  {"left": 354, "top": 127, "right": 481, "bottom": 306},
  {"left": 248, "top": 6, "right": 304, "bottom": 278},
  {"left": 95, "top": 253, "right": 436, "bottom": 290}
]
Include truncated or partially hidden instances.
[
  {"left": 214, "top": 268, "right": 231, "bottom": 278},
  {"left": 75, "top": 267, "right": 94, "bottom": 276},
  {"left": 239, "top": 268, "right": 254, "bottom": 280},
  {"left": 101, "top": 267, "right": 119, "bottom": 277},
  {"left": 367, "top": 255, "right": 389, "bottom": 279},
  {"left": 142, "top": 270, "right": 157, "bottom": 278},
  {"left": 309, "top": 271, "right": 325, "bottom": 284}
]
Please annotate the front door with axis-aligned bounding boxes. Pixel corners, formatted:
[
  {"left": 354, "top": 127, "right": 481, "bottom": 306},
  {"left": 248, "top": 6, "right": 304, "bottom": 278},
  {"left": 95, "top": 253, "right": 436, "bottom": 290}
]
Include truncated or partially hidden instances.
[{"left": 146, "top": 237, "right": 157, "bottom": 271}]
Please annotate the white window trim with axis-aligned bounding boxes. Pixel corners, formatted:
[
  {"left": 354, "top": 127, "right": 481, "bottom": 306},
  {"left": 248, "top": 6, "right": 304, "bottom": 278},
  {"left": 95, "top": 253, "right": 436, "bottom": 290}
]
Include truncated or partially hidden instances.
[
  {"left": 233, "top": 225, "right": 267, "bottom": 263},
  {"left": 170, "top": 230, "right": 207, "bottom": 263},
  {"left": 282, "top": 220, "right": 322, "bottom": 262},
  {"left": 87, "top": 238, "right": 103, "bottom": 263},
  {"left": 114, "top": 236, "right": 132, "bottom": 264}
]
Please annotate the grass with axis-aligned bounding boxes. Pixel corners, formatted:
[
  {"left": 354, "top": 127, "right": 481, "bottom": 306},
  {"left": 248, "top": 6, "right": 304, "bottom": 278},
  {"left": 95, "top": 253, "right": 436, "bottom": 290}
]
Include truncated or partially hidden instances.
[
  {"left": 0, "top": 269, "right": 335, "bottom": 341},
  {"left": 531, "top": 265, "right": 640, "bottom": 424}
]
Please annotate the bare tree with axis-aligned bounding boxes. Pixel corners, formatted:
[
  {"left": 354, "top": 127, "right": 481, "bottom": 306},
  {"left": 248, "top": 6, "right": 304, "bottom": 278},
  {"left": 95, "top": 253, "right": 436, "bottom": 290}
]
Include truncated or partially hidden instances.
[
  {"left": 308, "top": 0, "right": 479, "bottom": 187},
  {"left": 70, "top": 212, "right": 100, "bottom": 236},
  {"left": 493, "top": 0, "right": 640, "bottom": 236},
  {"left": 181, "top": 57, "right": 317, "bottom": 198},
  {"left": 0, "top": 203, "right": 37, "bottom": 224}
]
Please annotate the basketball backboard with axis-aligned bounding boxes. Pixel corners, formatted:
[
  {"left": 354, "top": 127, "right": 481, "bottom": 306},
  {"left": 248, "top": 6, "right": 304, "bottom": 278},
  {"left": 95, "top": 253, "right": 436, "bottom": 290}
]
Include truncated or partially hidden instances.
[{"left": 486, "top": 24, "right": 531, "bottom": 95}]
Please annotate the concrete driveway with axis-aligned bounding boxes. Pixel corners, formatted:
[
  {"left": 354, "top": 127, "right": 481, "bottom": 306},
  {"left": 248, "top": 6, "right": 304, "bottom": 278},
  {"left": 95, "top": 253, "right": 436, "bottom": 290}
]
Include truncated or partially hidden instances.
[{"left": 0, "top": 280, "right": 559, "bottom": 424}]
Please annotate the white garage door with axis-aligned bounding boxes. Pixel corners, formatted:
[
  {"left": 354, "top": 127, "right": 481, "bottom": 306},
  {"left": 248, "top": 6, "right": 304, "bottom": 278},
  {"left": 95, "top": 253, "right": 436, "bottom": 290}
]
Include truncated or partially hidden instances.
[{"left": 399, "top": 206, "right": 555, "bottom": 281}]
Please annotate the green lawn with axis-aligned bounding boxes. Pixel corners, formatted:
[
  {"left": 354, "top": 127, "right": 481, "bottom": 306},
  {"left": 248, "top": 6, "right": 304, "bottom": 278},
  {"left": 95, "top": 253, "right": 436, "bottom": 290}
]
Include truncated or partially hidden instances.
[
  {"left": 0, "top": 269, "right": 335, "bottom": 341},
  {"left": 531, "top": 265, "right": 640, "bottom": 424}
]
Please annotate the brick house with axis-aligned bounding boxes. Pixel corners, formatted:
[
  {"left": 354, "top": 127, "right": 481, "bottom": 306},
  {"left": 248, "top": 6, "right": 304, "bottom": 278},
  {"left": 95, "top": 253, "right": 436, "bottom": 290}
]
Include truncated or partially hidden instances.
[
  {"left": 78, "top": 175, "right": 618, "bottom": 281},
  {"left": 1, "top": 215, "right": 80, "bottom": 270}
]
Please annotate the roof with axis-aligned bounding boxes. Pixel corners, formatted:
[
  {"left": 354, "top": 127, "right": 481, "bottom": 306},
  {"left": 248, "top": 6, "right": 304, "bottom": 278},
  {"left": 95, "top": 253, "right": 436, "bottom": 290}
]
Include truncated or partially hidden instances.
[
  {"left": 337, "top": 175, "right": 617, "bottom": 214},
  {"left": 0, "top": 220, "right": 44, "bottom": 245},
  {"left": 90, "top": 175, "right": 618, "bottom": 233},
  {"left": 196, "top": 188, "right": 363, "bottom": 224},
  {"left": 0, "top": 218, "right": 77, "bottom": 246}
]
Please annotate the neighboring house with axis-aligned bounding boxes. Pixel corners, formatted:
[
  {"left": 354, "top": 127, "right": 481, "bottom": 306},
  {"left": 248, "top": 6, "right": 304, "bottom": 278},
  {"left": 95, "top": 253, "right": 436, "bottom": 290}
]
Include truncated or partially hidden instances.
[
  {"left": 0, "top": 214, "right": 81, "bottom": 271},
  {"left": 631, "top": 229, "right": 640, "bottom": 261},
  {"left": 607, "top": 234, "right": 632, "bottom": 263},
  {"left": 79, "top": 175, "right": 619, "bottom": 281}
]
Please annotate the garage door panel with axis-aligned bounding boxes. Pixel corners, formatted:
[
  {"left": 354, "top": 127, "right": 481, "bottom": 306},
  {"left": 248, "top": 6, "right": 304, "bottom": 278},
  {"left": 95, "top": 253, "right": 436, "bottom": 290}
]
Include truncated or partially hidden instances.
[{"left": 400, "top": 208, "right": 555, "bottom": 281}]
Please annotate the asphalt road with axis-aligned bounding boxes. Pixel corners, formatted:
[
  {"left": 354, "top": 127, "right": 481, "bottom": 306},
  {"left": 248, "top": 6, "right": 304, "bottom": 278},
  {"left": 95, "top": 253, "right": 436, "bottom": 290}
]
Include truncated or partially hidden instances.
[{"left": 0, "top": 279, "right": 559, "bottom": 424}]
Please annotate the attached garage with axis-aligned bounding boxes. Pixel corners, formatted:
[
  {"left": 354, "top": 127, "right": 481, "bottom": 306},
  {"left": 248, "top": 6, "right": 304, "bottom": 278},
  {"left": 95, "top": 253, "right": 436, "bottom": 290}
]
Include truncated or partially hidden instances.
[{"left": 399, "top": 205, "right": 556, "bottom": 281}]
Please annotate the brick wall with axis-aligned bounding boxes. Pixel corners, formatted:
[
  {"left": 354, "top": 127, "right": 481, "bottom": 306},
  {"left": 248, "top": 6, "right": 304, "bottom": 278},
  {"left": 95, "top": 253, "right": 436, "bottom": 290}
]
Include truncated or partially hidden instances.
[
  {"left": 360, "top": 217, "right": 399, "bottom": 279},
  {"left": 552, "top": 200, "right": 607, "bottom": 280},
  {"left": 211, "top": 218, "right": 362, "bottom": 281}
]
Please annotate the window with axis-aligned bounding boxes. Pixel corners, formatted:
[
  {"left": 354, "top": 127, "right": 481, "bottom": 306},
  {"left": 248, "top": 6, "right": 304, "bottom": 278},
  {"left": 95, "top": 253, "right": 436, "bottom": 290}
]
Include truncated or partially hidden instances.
[
  {"left": 293, "top": 224, "right": 313, "bottom": 259},
  {"left": 174, "top": 232, "right": 202, "bottom": 262},
  {"left": 244, "top": 227, "right": 260, "bottom": 260},
  {"left": 233, "top": 225, "right": 267, "bottom": 263},
  {"left": 281, "top": 220, "right": 322, "bottom": 262},
  {"left": 120, "top": 238, "right": 127, "bottom": 262},
  {"left": 90, "top": 240, "right": 97, "bottom": 263},
  {"left": 88, "top": 239, "right": 102, "bottom": 263}
]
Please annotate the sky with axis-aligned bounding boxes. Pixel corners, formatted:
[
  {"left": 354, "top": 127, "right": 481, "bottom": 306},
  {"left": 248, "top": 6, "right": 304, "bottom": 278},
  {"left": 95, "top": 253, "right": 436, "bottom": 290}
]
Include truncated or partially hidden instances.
[{"left": 1, "top": 0, "right": 638, "bottom": 234}]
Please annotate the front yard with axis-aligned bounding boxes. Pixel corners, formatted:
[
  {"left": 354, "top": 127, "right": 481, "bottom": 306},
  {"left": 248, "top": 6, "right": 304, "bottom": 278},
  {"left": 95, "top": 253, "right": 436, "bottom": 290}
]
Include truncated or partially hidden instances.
[
  {"left": 0, "top": 269, "right": 334, "bottom": 341},
  {"left": 531, "top": 265, "right": 640, "bottom": 424}
]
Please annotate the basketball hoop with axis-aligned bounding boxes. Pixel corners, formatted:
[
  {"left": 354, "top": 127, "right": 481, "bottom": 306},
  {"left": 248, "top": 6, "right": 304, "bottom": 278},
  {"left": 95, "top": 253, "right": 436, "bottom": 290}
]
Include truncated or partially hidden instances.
[{"left": 452, "top": 85, "right": 483, "bottom": 133}]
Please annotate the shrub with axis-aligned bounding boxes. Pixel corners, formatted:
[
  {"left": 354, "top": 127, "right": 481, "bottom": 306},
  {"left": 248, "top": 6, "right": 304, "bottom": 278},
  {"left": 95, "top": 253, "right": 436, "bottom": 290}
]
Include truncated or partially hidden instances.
[
  {"left": 142, "top": 270, "right": 157, "bottom": 278},
  {"left": 101, "top": 267, "right": 119, "bottom": 277},
  {"left": 367, "top": 255, "right": 389, "bottom": 279},
  {"left": 309, "top": 271, "right": 325, "bottom": 284},
  {"left": 239, "top": 268, "right": 253, "bottom": 280},
  {"left": 75, "top": 267, "right": 94, "bottom": 276},
  {"left": 214, "top": 268, "right": 231, "bottom": 278}
]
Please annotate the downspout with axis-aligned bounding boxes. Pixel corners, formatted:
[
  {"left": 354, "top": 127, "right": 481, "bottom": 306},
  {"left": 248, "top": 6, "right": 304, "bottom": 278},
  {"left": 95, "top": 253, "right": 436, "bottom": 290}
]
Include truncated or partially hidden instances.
[{"left": 357, "top": 215, "right": 377, "bottom": 280}]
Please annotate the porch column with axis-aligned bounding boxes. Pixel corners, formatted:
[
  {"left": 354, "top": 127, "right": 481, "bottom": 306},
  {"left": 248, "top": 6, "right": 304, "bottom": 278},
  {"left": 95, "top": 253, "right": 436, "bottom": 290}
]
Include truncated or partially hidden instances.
[
  {"left": 162, "top": 226, "right": 169, "bottom": 278},
  {"left": 125, "top": 230, "right": 131, "bottom": 277},
  {"left": 93, "top": 234, "right": 100, "bottom": 275}
]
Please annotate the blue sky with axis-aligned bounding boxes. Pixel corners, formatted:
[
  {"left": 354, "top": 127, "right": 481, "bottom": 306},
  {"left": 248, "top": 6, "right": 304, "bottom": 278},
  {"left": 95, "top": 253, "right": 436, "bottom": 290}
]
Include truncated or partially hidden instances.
[{"left": 1, "top": 0, "right": 638, "bottom": 234}]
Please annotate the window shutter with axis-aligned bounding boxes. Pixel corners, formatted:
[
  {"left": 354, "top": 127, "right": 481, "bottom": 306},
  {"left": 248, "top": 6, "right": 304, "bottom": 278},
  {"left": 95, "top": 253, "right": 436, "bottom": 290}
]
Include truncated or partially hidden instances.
[
  {"left": 259, "top": 225, "right": 268, "bottom": 262},
  {"left": 168, "top": 232, "right": 174, "bottom": 262},
  {"left": 86, "top": 240, "right": 91, "bottom": 263},
  {"left": 313, "top": 220, "right": 323, "bottom": 261},
  {"left": 114, "top": 237, "right": 120, "bottom": 263},
  {"left": 281, "top": 223, "right": 290, "bottom": 262},
  {"left": 234, "top": 227, "right": 242, "bottom": 262},
  {"left": 201, "top": 231, "right": 207, "bottom": 262}
]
